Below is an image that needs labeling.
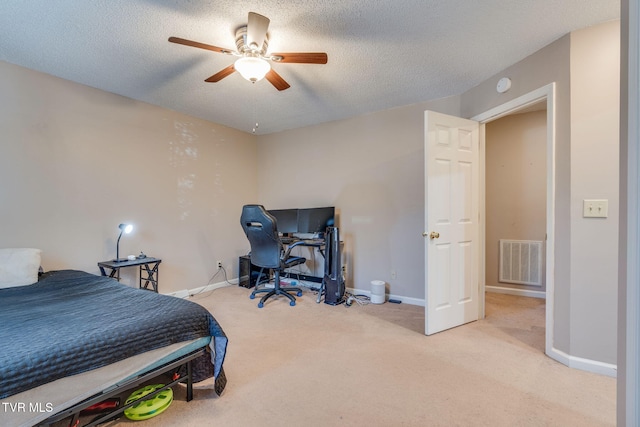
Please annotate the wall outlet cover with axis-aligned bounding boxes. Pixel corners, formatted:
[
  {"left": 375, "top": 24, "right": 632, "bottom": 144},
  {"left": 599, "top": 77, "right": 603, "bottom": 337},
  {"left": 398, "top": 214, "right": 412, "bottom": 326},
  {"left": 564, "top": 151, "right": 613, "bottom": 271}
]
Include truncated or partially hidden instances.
[{"left": 583, "top": 199, "right": 608, "bottom": 218}]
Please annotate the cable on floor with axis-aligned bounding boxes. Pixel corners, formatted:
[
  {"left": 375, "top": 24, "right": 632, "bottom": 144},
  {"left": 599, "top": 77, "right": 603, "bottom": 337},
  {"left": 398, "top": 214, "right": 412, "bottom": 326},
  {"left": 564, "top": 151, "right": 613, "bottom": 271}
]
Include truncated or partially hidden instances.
[
  {"left": 344, "top": 291, "right": 371, "bottom": 307},
  {"left": 188, "top": 265, "right": 234, "bottom": 298}
]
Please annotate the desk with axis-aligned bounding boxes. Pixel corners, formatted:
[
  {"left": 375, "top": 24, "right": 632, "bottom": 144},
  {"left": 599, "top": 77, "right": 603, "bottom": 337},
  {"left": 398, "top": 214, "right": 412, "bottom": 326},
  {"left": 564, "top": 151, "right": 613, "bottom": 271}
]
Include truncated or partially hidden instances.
[
  {"left": 97, "top": 257, "right": 161, "bottom": 292},
  {"left": 238, "top": 239, "right": 326, "bottom": 288},
  {"left": 283, "top": 239, "right": 326, "bottom": 284},
  {"left": 238, "top": 237, "right": 325, "bottom": 288}
]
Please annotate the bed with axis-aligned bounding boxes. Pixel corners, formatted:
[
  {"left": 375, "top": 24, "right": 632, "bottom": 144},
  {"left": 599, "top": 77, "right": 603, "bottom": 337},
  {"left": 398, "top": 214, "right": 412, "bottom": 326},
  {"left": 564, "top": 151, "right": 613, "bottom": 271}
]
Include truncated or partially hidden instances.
[{"left": 0, "top": 269, "right": 228, "bottom": 427}]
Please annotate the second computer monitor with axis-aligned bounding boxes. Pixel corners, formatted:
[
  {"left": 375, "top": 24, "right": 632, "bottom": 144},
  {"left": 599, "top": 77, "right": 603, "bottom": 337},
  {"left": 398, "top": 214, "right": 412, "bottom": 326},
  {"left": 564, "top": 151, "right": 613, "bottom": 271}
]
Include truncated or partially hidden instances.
[
  {"left": 269, "top": 209, "right": 299, "bottom": 234},
  {"left": 297, "top": 207, "right": 335, "bottom": 235}
]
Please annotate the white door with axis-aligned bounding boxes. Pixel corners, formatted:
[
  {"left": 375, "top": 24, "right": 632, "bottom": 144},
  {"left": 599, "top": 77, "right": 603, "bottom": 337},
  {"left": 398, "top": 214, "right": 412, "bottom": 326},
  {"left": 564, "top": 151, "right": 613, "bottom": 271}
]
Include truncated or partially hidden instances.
[{"left": 424, "top": 111, "right": 479, "bottom": 335}]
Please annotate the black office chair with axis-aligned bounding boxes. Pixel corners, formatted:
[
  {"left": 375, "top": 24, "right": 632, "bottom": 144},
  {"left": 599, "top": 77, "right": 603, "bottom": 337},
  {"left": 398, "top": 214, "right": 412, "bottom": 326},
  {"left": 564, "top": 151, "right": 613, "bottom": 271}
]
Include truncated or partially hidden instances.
[{"left": 240, "top": 204, "right": 306, "bottom": 307}]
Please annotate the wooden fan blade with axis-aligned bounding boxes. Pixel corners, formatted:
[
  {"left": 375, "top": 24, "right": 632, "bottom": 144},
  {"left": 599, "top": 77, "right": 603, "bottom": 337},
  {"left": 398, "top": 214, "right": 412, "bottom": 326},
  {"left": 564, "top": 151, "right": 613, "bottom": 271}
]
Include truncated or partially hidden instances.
[
  {"left": 264, "top": 69, "right": 290, "bottom": 91},
  {"left": 168, "top": 36, "right": 233, "bottom": 55},
  {"left": 205, "top": 64, "right": 236, "bottom": 82},
  {"left": 247, "top": 12, "right": 270, "bottom": 50},
  {"left": 271, "top": 52, "right": 328, "bottom": 64}
]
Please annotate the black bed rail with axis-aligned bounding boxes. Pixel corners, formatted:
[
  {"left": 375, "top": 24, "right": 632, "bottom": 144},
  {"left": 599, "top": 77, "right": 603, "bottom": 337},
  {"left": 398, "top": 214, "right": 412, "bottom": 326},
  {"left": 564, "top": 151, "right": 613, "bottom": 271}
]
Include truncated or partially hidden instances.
[{"left": 38, "top": 347, "right": 206, "bottom": 427}]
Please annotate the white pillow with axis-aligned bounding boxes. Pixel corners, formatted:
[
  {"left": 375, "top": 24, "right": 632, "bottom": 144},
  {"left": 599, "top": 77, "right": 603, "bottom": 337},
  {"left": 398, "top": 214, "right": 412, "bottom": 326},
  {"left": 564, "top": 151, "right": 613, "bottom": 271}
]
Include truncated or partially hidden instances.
[{"left": 0, "top": 248, "right": 42, "bottom": 288}]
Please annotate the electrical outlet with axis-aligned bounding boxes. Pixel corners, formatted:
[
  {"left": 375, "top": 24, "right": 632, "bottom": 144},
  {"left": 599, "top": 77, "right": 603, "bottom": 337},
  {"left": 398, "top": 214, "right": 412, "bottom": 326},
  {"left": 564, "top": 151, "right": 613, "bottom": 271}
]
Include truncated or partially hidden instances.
[{"left": 217, "top": 260, "right": 223, "bottom": 269}]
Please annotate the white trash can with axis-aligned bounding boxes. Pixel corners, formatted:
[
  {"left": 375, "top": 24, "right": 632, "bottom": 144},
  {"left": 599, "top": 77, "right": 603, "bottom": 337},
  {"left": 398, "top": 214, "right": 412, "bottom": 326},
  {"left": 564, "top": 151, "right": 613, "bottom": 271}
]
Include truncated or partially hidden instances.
[{"left": 370, "top": 280, "right": 386, "bottom": 304}]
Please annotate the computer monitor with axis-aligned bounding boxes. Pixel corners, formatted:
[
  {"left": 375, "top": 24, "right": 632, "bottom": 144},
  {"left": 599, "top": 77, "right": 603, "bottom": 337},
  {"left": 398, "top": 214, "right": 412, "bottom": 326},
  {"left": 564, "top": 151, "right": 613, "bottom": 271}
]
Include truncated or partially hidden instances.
[
  {"left": 268, "top": 209, "right": 299, "bottom": 234},
  {"left": 297, "top": 207, "right": 335, "bottom": 235}
]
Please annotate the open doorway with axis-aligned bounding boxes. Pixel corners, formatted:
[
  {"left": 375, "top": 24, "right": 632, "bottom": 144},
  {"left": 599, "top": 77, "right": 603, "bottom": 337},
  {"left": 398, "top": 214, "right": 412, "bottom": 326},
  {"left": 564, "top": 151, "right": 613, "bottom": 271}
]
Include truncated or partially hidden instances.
[
  {"left": 483, "top": 103, "right": 547, "bottom": 352},
  {"left": 472, "top": 83, "right": 556, "bottom": 360}
]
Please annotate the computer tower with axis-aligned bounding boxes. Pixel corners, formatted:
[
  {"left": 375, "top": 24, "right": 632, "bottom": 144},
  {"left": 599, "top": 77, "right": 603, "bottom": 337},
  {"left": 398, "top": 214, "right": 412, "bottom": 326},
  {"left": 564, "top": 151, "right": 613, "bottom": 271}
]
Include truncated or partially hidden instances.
[{"left": 238, "top": 255, "right": 269, "bottom": 288}]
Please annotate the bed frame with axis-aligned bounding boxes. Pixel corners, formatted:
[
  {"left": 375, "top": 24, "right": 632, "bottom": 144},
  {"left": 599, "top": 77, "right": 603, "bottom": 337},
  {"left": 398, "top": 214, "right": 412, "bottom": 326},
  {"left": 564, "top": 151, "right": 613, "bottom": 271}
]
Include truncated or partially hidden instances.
[{"left": 40, "top": 347, "right": 206, "bottom": 427}]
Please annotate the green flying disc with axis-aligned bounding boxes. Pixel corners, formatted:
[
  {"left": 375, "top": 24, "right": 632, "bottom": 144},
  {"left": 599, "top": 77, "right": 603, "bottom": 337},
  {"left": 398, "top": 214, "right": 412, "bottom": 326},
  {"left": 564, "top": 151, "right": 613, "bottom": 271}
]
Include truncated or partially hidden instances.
[{"left": 124, "top": 384, "right": 173, "bottom": 421}]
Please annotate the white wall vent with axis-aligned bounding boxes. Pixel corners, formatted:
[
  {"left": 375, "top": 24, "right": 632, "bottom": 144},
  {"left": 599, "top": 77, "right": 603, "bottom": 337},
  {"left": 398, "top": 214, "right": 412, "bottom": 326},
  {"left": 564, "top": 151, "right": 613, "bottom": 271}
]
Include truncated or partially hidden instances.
[{"left": 499, "top": 239, "right": 543, "bottom": 287}]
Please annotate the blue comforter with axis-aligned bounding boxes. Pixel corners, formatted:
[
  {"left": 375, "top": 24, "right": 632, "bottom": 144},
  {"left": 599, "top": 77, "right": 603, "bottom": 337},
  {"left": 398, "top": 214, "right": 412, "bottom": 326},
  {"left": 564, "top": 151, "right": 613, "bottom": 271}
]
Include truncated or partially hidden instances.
[{"left": 0, "top": 270, "right": 227, "bottom": 399}]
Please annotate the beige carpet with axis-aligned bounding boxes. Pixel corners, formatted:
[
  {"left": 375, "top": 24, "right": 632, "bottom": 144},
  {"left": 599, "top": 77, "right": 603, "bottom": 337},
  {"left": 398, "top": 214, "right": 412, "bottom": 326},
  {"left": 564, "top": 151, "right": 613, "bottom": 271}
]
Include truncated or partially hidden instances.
[{"left": 106, "top": 287, "right": 615, "bottom": 426}]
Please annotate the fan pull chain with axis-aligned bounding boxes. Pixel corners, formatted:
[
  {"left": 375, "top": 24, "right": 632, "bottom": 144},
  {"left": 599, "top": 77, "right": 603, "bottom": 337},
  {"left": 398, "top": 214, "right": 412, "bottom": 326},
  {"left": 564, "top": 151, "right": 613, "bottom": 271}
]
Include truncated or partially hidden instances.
[{"left": 251, "top": 88, "right": 259, "bottom": 134}]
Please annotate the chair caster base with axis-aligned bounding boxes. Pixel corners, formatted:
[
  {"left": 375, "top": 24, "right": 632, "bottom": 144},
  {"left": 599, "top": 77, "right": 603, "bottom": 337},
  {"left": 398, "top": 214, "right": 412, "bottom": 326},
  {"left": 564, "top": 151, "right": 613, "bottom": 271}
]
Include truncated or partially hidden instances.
[{"left": 252, "top": 285, "right": 303, "bottom": 308}]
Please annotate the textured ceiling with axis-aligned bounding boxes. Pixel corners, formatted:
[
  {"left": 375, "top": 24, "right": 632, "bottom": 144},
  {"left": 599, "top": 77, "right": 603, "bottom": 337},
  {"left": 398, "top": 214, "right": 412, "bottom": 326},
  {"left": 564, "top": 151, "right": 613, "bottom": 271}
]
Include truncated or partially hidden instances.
[{"left": 0, "top": 1, "right": 620, "bottom": 135}]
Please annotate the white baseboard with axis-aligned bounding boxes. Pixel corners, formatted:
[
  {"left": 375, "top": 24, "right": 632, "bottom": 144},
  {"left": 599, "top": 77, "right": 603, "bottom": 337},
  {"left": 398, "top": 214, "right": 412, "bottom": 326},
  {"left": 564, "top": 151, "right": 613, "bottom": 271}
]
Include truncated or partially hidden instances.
[
  {"left": 347, "top": 287, "right": 425, "bottom": 306},
  {"left": 345, "top": 285, "right": 544, "bottom": 305},
  {"left": 166, "top": 289, "right": 190, "bottom": 298},
  {"left": 347, "top": 286, "right": 543, "bottom": 305},
  {"left": 547, "top": 347, "right": 617, "bottom": 378},
  {"left": 163, "top": 278, "right": 237, "bottom": 299},
  {"left": 486, "top": 285, "right": 546, "bottom": 299}
]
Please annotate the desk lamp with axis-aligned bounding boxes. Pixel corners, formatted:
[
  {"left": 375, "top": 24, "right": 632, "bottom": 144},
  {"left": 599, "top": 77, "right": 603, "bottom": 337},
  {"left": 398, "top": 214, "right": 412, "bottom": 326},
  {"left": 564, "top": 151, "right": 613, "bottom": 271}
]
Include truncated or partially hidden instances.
[{"left": 114, "top": 223, "right": 133, "bottom": 262}]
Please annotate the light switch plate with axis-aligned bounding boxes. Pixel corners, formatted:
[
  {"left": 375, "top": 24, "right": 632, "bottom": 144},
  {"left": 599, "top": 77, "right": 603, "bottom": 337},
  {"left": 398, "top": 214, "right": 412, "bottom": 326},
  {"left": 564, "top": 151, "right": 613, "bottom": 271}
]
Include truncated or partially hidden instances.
[{"left": 583, "top": 199, "right": 608, "bottom": 218}]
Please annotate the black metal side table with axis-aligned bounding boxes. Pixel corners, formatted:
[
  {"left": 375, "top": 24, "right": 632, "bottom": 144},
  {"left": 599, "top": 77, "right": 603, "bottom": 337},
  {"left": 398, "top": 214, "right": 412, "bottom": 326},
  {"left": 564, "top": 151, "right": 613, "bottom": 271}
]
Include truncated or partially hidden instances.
[{"left": 98, "top": 257, "right": 162, "bottom": 292}]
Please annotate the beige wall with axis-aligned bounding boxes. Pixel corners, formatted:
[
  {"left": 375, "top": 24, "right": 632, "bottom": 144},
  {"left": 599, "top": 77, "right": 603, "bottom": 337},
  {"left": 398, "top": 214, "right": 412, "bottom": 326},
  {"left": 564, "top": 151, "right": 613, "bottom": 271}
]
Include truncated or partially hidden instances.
[
  {"left": 485, "top": 110, "right": 547, "bottom": 292},
  {"left": 569, "top": 21, "right": 620, "bottom": 364},
  {"left": 0, "top": 61, "right": 258, "bottom": 294}
]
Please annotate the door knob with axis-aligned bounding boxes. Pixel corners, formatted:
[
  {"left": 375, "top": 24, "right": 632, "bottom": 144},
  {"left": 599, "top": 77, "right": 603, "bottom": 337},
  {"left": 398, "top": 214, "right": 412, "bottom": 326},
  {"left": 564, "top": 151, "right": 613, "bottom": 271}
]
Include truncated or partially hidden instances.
[{"left": 422, "top": 231, "right": 440, "bottom": 239}]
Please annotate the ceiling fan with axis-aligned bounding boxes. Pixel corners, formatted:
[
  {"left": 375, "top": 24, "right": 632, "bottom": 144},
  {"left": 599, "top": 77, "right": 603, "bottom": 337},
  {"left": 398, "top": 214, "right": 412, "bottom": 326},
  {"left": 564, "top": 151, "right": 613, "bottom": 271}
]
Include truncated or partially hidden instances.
[{"left": 168, "top": 12, "right": 328, "bottom": 91}]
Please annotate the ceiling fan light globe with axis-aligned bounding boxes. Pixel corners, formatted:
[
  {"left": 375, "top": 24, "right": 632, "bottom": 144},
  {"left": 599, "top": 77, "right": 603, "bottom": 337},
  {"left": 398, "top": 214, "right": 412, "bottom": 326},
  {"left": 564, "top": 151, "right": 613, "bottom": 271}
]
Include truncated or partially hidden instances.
[{"left": 234, "top": 57, "right": 270, "bottom": 82}]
